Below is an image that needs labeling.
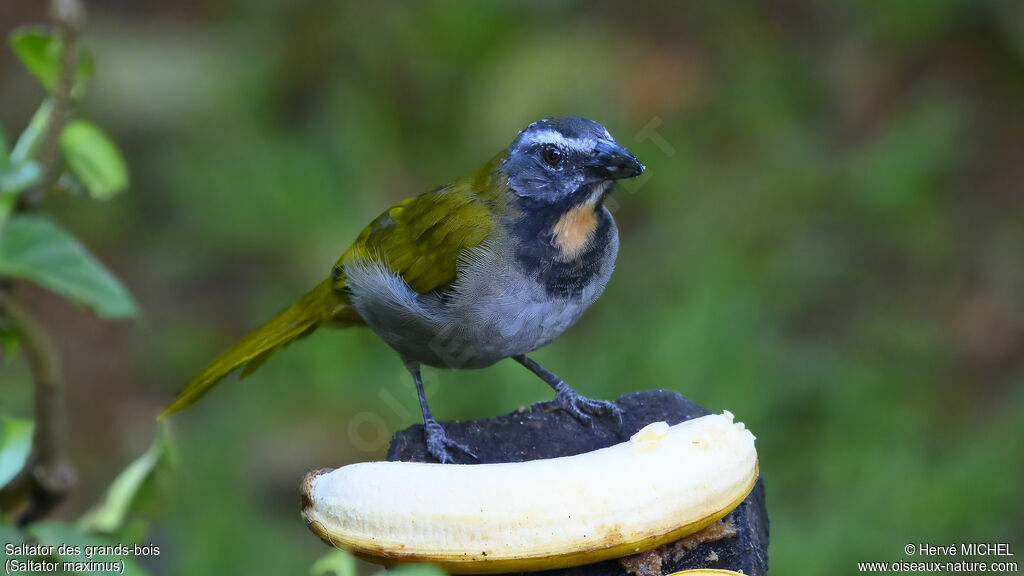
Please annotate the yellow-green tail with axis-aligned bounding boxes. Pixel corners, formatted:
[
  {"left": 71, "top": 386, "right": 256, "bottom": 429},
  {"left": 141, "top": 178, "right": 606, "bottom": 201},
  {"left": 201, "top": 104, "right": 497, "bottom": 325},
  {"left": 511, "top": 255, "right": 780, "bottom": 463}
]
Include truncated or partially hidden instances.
[{"left": 158, "top": 278, "right": 358, "bottom": 418}]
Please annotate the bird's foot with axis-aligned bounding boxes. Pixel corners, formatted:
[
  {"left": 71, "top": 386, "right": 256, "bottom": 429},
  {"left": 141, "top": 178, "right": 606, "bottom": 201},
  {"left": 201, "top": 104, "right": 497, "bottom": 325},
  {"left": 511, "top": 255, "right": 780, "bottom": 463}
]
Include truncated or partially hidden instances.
[
  {"left": 540, "top": 383, "right": 623, "bottom": 428},
  {"left": 424, "top": 420, "right": 476, "bottom": 464}
]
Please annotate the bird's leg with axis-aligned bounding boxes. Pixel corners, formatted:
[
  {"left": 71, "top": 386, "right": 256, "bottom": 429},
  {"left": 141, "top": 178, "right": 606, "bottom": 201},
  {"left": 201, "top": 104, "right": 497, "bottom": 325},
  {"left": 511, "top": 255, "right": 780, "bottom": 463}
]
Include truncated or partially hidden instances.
[
  {"left": 513, "top": 355, "right": 622, "bottom": 427},
  {"left": 407, "top": 362, "right": 476, "bottom": 464}
]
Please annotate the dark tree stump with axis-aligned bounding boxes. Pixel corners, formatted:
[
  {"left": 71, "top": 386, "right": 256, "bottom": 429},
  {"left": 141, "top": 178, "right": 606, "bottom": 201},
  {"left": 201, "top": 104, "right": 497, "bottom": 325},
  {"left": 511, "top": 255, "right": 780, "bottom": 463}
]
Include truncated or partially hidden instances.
[{"left": 386, "top": 389, "right": 769, "bottom": 576}]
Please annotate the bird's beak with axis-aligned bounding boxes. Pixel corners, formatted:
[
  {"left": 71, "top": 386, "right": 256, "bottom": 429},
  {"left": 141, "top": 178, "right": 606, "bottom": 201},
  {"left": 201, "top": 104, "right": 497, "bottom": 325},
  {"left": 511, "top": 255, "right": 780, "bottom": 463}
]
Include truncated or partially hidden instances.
[{"left": 585, "top": 139, "right": 645, "bottom": 180}]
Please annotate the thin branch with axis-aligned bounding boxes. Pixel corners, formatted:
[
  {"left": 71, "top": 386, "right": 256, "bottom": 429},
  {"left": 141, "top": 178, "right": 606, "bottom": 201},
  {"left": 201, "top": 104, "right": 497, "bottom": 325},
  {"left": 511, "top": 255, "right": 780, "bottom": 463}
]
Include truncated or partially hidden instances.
[
  {"left": 0, "top": 0, "right": 84, "bottom": 525},
  {"left": 0, "top": 292, "right": 75, "bottom": 525},
  {"left": 22, "top": 0, "right": 84, "bottom": 209}
]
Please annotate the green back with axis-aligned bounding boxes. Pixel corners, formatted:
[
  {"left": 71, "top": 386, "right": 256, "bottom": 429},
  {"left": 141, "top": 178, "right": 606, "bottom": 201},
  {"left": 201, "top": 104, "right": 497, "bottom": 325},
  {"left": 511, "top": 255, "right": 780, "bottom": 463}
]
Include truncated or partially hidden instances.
[{"left": 334, "top": 152, "right": 507, "bottom": 295}]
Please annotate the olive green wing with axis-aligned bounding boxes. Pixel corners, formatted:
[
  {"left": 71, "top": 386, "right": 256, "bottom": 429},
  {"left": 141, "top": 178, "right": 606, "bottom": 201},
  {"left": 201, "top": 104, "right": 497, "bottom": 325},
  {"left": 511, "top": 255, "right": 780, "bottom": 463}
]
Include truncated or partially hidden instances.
[
  {"left": 161, "top": 157, "right": 505, "bottom": 417},
  {"left": 333, "top": 178, "right": 500, "bottom": 295}
]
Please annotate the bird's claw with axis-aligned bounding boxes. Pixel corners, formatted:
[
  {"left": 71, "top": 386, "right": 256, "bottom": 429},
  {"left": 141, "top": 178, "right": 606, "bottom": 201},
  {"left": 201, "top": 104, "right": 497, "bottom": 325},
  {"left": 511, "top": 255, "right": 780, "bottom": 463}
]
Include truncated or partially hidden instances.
[
  {"left": 424, "top": 420, "right": 477, "bottom": 464},
  {"left": 538, "top": 386, "right": 623, "bottom": 428}
]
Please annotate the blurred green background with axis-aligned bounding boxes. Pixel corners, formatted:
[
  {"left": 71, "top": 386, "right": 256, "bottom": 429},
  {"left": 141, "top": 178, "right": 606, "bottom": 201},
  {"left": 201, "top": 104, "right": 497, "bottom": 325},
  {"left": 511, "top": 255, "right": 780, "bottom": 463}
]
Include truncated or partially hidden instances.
[{"left": 2, "top": 0, "right": 1023, "bottom": 574}]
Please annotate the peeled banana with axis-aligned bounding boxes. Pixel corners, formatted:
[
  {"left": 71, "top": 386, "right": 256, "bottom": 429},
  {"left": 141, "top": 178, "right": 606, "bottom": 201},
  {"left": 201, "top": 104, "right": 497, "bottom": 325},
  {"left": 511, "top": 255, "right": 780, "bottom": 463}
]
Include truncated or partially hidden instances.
[{"left": 302, "top": 412, "right": 758, "bottom": 574}]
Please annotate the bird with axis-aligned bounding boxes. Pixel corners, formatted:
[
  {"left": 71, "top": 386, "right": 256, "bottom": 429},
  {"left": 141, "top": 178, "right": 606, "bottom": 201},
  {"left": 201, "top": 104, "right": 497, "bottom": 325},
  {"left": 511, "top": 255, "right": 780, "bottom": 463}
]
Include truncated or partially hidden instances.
[{"left": 160, "top": 116, "right": 645, "bottom": 463}]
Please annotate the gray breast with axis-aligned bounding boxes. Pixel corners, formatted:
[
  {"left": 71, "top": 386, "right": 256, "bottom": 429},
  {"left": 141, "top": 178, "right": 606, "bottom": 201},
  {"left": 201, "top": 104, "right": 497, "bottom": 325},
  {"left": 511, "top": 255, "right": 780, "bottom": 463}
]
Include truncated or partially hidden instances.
[{"left": 344, "top": 218, "right": 618, "bottom": 370}]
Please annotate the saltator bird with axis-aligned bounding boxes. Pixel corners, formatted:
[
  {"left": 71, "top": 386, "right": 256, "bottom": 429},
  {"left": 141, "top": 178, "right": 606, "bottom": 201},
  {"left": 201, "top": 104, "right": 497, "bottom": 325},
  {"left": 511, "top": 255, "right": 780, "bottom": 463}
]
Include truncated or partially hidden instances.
[{"left": 161, "top": 117, "right": 644, "bottom": 463}]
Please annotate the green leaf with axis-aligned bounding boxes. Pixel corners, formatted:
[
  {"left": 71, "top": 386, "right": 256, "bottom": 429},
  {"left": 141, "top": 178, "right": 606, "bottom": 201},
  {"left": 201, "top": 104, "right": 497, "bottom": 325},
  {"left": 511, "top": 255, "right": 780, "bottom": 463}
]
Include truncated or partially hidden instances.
[
  {"left": 77, "top": 430, "right": 166, "bottom": 534},
  {"left": 0, "top": 161, "right": 42, "bottom": 195},
  {"left": 60, "top": 120, "right": 130, "bottom": 200},
  {"left": 112, "top": 518, "right": 150, "bottom": 546},
  {"left": 0, "top": 325, "right": 19, "bottom": 363},
  {"left": 30, "top": 522, "right": 150, "bottom": 576},
  {"left": 310, "top": 550, "right": 357, "bottom": 576},
  {"left": 0, "top": 415, "right": 33, "bottom": 488},
  {"left": 0, "top": 215, "right": 138, "bottom": 319},
  {"left": 10, "top": 28, "right": 58, "bottom": 89},
  {"left": 0, "top": 126, "right": 9, "bottom": 168},
  {"left": 2, "top": 114, "right": 46, "bottom": 226},
  {"left": 9, "top": 26, "right": 94, "bottom": 97},
  {"left": 0, "top": 129, "right": 11, "bottom": 225},
  {"left": 11, "top": 98, "right": 54, "bottom": 164}
]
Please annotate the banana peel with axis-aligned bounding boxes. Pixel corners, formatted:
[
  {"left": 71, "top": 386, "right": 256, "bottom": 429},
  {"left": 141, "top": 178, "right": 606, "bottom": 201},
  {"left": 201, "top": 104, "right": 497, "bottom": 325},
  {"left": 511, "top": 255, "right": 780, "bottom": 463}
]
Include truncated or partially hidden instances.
[{"left": 302, "top": 412, "right": 758, "bottom": 574}]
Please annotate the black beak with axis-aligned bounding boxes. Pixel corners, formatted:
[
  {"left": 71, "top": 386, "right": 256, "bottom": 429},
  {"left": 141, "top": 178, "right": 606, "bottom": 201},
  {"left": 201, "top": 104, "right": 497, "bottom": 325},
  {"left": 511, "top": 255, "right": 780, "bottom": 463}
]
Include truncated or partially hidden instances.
[{"left": 585, "top": 139, "right": 645, "bottom": 180}]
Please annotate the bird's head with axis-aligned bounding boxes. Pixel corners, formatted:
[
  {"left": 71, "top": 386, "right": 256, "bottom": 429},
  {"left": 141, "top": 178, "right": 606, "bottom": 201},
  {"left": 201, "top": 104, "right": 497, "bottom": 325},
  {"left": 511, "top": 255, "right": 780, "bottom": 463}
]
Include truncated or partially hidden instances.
[{"left": 503, "top": 117, "right": 644, "bottom": 205}]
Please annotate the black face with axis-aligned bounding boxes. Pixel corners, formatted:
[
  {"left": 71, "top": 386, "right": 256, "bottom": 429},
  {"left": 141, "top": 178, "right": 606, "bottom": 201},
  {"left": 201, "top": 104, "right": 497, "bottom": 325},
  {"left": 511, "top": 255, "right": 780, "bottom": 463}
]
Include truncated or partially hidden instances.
[{"left": 503, "top": 117, "right": 644, "bottom": 204}]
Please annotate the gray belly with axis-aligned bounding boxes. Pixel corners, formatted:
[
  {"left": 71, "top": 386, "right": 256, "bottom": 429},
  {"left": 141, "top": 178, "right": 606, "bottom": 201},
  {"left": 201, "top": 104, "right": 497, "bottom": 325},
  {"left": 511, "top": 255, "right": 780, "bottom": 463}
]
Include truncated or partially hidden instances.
[{"left": 344, "top": 235, "right": 617, "bottom": 369}]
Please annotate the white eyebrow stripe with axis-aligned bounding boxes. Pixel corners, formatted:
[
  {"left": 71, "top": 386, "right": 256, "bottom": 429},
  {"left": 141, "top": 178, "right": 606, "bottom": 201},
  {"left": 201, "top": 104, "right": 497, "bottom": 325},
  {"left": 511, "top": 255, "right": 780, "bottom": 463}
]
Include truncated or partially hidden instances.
[
  {"left": 526, "top": 129, "right": 594, "bottom": 152},
  {"left": 528, "top": 129, "right": 571, "bottom": 147}
]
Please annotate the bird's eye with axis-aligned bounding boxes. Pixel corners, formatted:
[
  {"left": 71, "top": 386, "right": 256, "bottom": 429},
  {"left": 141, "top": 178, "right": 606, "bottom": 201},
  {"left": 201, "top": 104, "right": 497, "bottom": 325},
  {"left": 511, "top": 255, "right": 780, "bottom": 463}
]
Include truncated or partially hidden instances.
[{"left": 541, "top": 144, "right": 562, "bottom": 167}]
